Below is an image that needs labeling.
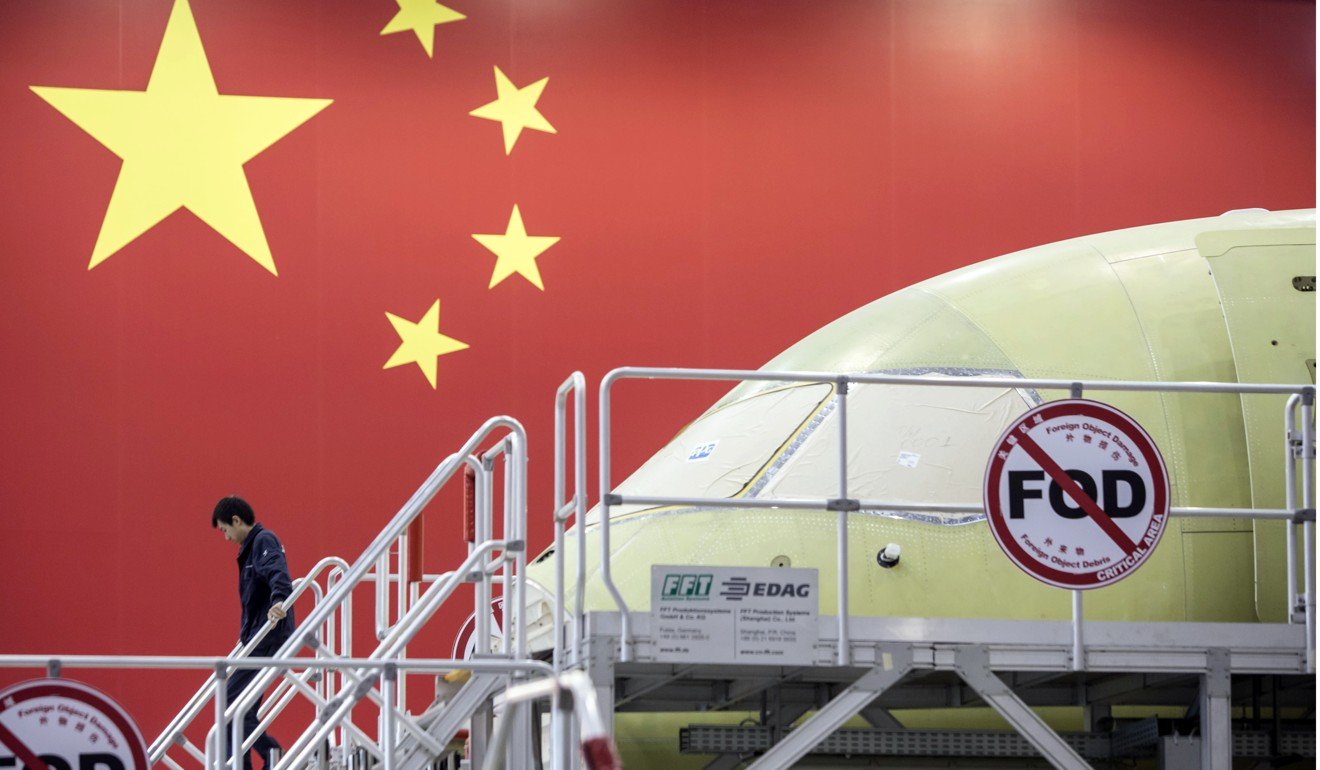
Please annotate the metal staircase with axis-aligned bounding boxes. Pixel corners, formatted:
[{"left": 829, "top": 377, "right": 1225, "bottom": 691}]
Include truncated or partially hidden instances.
[{"left": 145, "top": 409, "right": 604, "bottom": 770}]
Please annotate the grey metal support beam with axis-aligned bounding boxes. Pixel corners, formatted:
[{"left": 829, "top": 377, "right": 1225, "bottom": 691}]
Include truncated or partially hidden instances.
[
  {"left": 745, "top": 646, "right": 913, "bottom": 769},
  {"left": 857, "top": 704, "right": 904, "bottom": 729},
  {"left": 952, "top": 646, "right": 1090, "bottom": 770},
  {"left": 1201, "top": 648, "right": 1231, "bottom": 770}
]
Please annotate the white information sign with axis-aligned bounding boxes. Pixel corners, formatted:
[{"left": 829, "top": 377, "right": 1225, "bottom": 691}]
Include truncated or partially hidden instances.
[
  {"left": 651, "top": 565, "right": 818, "bottom": 664},
  {"left": 983, "top": 399, "right": 1170, "bottom": 589}
]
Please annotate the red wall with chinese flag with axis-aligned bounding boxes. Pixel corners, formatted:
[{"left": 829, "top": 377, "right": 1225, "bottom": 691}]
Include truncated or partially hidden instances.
[{"left": 0, "top": 0, "right": 1314, "bottom": 741}]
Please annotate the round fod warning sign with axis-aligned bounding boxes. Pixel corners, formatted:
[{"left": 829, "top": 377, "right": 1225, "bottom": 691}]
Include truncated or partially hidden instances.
[
  {"left": 0, "top": 679, "right": 148, "bottom": 770},
  {"left": 983, "top": 399, "right": 1170, "bottom": 590}
]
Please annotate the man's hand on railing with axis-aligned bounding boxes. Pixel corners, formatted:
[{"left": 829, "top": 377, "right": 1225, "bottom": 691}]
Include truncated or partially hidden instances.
[{"left": 268, "top": 604, "right": 287, "bottom": 623}]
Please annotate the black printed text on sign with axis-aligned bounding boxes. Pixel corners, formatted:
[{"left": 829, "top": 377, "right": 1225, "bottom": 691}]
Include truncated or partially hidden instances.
[
  {"left": 983, "top": 399, "right": 1169, "bottom": 589},
  {"left": 0, "top": 680, "right": 148, "bottom": 770}
]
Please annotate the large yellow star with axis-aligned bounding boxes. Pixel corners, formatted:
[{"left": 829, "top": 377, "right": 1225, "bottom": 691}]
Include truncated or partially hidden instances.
[
  {"left": 30, "top": 0, "right": 331, "bottom": 275},
  {"left": 380, "top": 0, "right": 465, "bottom": 58},
  {"left": 472, "top": 205, "right": 561, "bottom": 290},
  {"left": 469, "top": 67, "right": 556, "bottom": 155},
  {"left": 384, "top": 299, "right": 469, "bottom": 389}
]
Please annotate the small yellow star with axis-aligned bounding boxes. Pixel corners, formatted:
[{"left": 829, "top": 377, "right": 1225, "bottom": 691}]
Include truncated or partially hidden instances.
[
  {"left": 384, "top": 299, "right": 469, "bottom": 389},
  {"left": 380, "top": 0, "right": 465, "bottom": 58},
  {"left": 472, "top": 205, "right": 561, "bottom": 290},
  {"left": 469, "top": 67, "right": 556, "bottom": 155},
  {"left": 31, "top": 0, "right": 331, "bottom": 275}
]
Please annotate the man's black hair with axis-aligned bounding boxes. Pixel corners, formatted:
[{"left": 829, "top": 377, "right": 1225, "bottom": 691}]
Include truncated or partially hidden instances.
[{"left": 212, "top": 496, "right": 255, "bottom": 528}]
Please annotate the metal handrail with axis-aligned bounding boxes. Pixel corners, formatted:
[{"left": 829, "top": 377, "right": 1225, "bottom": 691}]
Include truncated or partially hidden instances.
[
  {"left": 552, "top": 372, "right": 588, "bottom": 770},
  {"left": 218, "top": 568, "right": 473, "bottom": 769},
  {"left": 597, "top": 366, "right": 1317, "bottom": 668},
  {"left": 149, "top": 416, "right": 526, "bottom": 770},
  {"left": 273, "top": 540, "right": 514, "bottom": 770},
  {"left": 553, "top": 372, "right": 588, "bottom": 671},
  {"left": 0, "top": 654, "right": 553, "bottom": 675},
  {"left": 3, "top": 420, "right": 546, "bottom": 770},
  {"left": 603, "top": 367, "right": 1311, "bottom": 394},
  {"left": 212, "top": 664, "right": 388, "bottom": 770},
  {"left": 149, "top": 556, "right": 350, "bottom": 763},
  {"left": 1301, "top": 391, "right": 1316, "bottom": 673},
  {"left": 252, "top": 417, "right": 525, "bottom": 770},
  {"left": 1286, "top": 393, "right": 1302, "bottom": 623},
  {"left": 605, "top": 494, "right": 1308, "bottom": 521}
]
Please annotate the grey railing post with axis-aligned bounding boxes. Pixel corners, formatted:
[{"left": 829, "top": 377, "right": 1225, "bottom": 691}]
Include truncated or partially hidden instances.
[
  {"left": 213, "top": 663, "right": 228, "bottom": 770},
  {"left": 835, "top": 376, "right": 851, "bottom": 666}
]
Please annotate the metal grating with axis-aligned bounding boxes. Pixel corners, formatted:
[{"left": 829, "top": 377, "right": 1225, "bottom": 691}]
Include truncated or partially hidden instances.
[
  {"left": 680, "top": 725, "right": 770, "bottom": 754},
  {"left": 1235, "top": 730, "right": 1317, "bottom": 758},
  {"left": 1279, "top": 730, "right": 1316, "bottom": 756},
  {"left": 679, "top": 726, "right": 1110, "bottom": 759},
  {"left": 680, "top": 725, "right": 1315, "bottom": 760}
]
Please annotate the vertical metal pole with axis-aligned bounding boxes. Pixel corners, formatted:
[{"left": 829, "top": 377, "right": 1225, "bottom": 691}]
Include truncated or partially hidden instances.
[
  {"left": 1069, "top": 383, "right": 1088, "bottom": 673},
  {"left": 400, "top": 583, "right": 420, "bottom": 711},
  {"left": 375, "top": 553, "right": 390, "bottom": 641},
  {"left": 213, "top": 664, "right": 228, "bottom": 770},
  {"left": 1301, "top": 391, "right": 1315, "bottom": 673},
  {"left": 381, "top": 666, "right": 397, "bottom": 770},
  {"left": 513, "top": 434, "right": 528, "bottom": 662},
  {"left": 1200, "top": 648, "right": 1232, "bottom": 770},
  {"left": 496, "top": 451, "right": 512, "bottom": 657},
  {"left": 551, "top": 508, "right": 567, "bottom": 770},
  {"left": 836, "top": 377, "right": 850, "bottom": 666},
  {"left": 1071, "top": 590, "right": 1084, "bottom": 671},
  {"left": 340, "top": 578, "right": 354, "bottom": 746},
  {"left": 568, "top": 708, "right": 581, "bottom": 770},
  {"left": 395, "top": 534, "right": 409, "bottom": 711},
  {"left": 503, "top": 449, "right": 514, "bottom": 657},
  {"left": 599, "top": 373, "right": 633, "bottom": 663},
  {"left": 464, "top": 462, "right": 478, "bottom": 658},
  {"left": 319, "top": 591, "right": 332, "bottom": 707},
  {"left": 397, "top": 533, "right": 409, "bottom": 633},
  {"left": 1285, "top": 395, "right": 1300, "bottom": 622},
  {"left": 552, "top": 689, "right": 572, "bottom": 770},
  {"left": 316, "top": 581, "right": 334, "bottom": 683},
  {"left": 574, "top": 378, "right": 588, "bottom": 669},
  {"left": 231, "top": 697, "right": 244, "bottom": 770},
  {"left": 554, "top": 385, "right": 567, "bottom": 678},
  {"left": 477, "top": 459, "right": 494, "bottom": 654},
  {"left": 471, "top": 700, "right": 494, "bottom": 767},
  {"left": 553, "top": 519, "right": 566, "bottom": 654}
]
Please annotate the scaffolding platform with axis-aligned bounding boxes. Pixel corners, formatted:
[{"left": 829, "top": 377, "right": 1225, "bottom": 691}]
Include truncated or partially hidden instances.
[{"left": 581, "top": 611, "right": 1315, "bottom": 767}]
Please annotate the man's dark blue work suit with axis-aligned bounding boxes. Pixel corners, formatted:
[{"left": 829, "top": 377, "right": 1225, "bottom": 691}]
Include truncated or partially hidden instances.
[{"left": 227, "top": 523, "right": 296, "bottom": 770}]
